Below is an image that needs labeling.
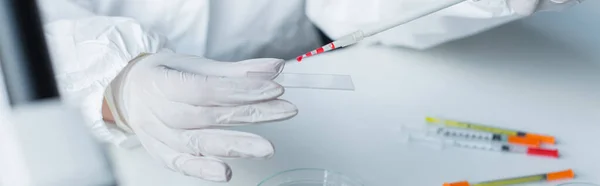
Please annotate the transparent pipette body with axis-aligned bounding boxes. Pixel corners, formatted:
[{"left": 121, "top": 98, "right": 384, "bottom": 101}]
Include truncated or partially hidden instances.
[
  {"left": 335, "top": 0, "right": 468, "bottom": 47},
  {"left": 296, "top": 0, "right": 468, "bottom": 62}
]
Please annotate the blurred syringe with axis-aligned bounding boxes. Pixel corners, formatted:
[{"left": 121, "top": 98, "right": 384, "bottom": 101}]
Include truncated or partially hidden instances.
[
  {"left": 399, "top": 125, "right": 559, "bottom": 158},
  {"left": 296, "top": 0, "right": 468, "bottom": 62},
  {"left": 444, "top": 169, "right": 574, "bottom": 186}
]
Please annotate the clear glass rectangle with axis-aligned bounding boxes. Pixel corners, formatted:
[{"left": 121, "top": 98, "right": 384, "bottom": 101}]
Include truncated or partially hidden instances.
[{"left": 247, "top": 72, "right": 355, "bottom": 91}]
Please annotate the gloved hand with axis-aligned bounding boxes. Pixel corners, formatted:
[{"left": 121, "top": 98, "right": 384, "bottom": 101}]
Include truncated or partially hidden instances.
[
  {"left": 104, "top": 52, "right": 297, "bottom": 182},
  {"left": 507, "top": 0, "right": 583, "bottom": 15},
  {"left": 469, "top": 0, "right": 582, "bottom": 16}
]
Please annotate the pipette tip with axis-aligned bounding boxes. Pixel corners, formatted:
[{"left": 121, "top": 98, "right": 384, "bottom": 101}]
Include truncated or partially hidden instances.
[{"left": 296, "top": 42, "right": 336, "bottom": 62}]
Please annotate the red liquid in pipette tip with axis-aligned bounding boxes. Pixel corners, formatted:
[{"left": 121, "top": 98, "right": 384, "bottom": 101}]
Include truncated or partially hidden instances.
[{"left": 296, "top": 43, "right": 335, "bottom": 62}]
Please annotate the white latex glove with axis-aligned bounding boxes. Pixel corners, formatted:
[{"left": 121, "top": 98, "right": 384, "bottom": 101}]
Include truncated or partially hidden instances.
[
  {"left": 506, "top": 0, "right": 584, "bottom": 15},
  {"left": 473, "top": 0, "right": 580, "bottom": 16},
  {"left": 104, "top": 52, "right": 298, "bottom": 182}
]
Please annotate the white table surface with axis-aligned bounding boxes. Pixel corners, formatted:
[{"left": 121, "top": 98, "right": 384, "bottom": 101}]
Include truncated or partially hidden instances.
[{"left": 108, "top": 5, "right": 600, "bottom": 186}]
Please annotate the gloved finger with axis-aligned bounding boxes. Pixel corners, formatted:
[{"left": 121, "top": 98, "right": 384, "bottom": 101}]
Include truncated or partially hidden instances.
[
  {"left": 156, "top": 53, "right": 285, "bottom": 79},
  {"left": 182, "top": 129, "right": 275, "bottom": 159},
  {"left": 135, "top": 130, "right": 232, "bottom": 182},
  {"left": 154, "top": 68, "right": 284, "bottom": 106},
  {"left": 141, "top": 122, "right": 275, "bottom": 159},
  {"left": 151, "top": 99, "right": 298, "bottom": 129}
]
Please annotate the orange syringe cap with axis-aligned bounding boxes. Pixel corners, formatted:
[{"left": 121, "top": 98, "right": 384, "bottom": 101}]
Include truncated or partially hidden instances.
[
  {"left": 443, "top": 181, "right": 470, "bottom": 186},
  {"left": 547, "top": 169, "right": 574, "bottom": 181}
]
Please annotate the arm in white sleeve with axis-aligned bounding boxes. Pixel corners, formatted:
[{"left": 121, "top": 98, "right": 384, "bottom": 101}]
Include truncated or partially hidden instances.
[
  {"left": 44, "top": 16, "right": 170, "bottom": 148},
  {"left": 306, "top": 0, "right": 584, "bottom": 49}
]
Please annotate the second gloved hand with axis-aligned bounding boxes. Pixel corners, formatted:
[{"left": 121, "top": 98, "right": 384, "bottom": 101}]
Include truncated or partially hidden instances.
[
  {"left": 104, "top": 52, "right": 297, "bottom": 182},
  {"left": 506, "top": 0, "right": 583, "bottom": 15}
]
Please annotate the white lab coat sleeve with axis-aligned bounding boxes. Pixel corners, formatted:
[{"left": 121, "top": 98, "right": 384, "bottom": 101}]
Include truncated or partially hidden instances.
[
  {"left": 306, "top": 0, "right": 583, "bottom": 50},
  {"left": 43, "top": 16, "right": 170, "bottom": 148},
  {"left": 37, "top": 0, "right": 96, "bottom": 24}
]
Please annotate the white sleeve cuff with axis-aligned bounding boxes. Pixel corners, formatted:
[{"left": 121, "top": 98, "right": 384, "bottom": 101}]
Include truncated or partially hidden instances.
[{"left": 94, "top": 120, "right": 141, "bottom": 149}]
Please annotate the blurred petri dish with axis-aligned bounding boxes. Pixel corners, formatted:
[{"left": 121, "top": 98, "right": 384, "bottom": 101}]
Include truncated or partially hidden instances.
[
  {"left": 557, "top": 183, "right": 600, "bottom": 186},
  {"left": 258, "top": 168, "right": 363, "bottom": 186}
]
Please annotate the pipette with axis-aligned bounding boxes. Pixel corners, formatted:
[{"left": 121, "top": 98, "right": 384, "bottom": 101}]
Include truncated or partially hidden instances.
[
  {"left": 444, "top": 169, "right": 574, "bottom": 186},
  {"left": 426, "top": 117, "right": 556, "bottom": 144},
  {"left": 295, "top": 0, "right": 467, "bottom": 62},
  {"left": 400, "top": 126, "right": 559, "bottom": 158},
  {"left": 427, "top": 125, "right": 541, "bottom": 147}
]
